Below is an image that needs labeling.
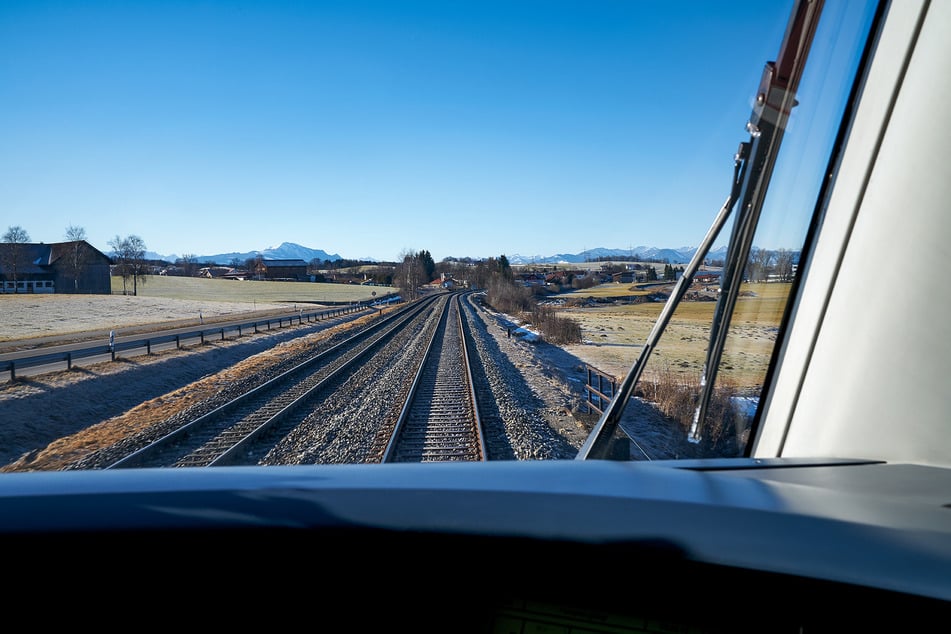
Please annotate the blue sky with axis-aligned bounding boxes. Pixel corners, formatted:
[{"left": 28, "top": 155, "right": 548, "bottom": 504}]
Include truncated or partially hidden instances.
[{"left": 1, "top": 0, "right": 869, "bottom": 263}]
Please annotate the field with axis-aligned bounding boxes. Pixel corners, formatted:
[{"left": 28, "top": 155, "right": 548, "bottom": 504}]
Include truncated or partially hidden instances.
[
  {"left": 112, "top": 275, "right": 395, "bottom": 304},
  {"left": 0, "top": 275, "right": 785, "bottom": 467},
  {"left": 0, "top": 276, "right": 395, "bottom": 344},
  {"left": 554, "top": 281, "right": 789, "bottom": 391},
  {"left": 3, "top": 274, "right": 786, "bottom": 393}
]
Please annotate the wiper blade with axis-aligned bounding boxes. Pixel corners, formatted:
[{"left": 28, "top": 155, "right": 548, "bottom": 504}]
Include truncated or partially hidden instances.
[
  {"left": 576, "top": 146, "right": 748, "bottom": 460},
  {"left": 577, "top": 0, "right": 824, "bottom": 460},
  {"left": 689, "top": 0, "right": 824, "bottom": 443}
]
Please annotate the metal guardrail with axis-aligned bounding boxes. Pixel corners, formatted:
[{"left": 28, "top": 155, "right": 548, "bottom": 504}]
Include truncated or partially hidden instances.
[
  {"left": 582, "top": 365, "right": 618, "bottom": 415},
  {"left": 1, "top": 298, "right": 399, "bottom": 381}
]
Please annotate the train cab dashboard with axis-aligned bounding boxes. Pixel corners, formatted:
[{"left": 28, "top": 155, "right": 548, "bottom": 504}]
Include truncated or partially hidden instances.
[{"left": 2, "top": 457, "right": 948, "bottom": 630}]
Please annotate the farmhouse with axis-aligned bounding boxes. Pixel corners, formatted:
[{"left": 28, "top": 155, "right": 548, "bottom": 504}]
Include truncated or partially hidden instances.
[
  {"left": 694, "top": 271, "right": 722, "bottom": 285},
  {"left": 197, "top": 266, "right": 233, "bottom": 279},
  {"left": 431, "top": 273, "right": 463, "bottom": 290},
  {"left": 0, "top": 240, "right": 112, "bottom": 294},
  {"left": 259, "top": 259, "right": 308, "bottom": 281},
  {"left": 611, "top": 271, "right": 642, "bottom": 284}
]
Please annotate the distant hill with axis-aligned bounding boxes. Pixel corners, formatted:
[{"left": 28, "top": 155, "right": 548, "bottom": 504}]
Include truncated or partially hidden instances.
[
  {"left": 142, "top": 242, "right": 344, "bottom": 264},
  {"left": 138, "top": 243, "right": 792, "bottom": 266},
  {"left": 196, "top": 242, "right": 343, "bottom": 265},
  {"left": 506, "top": 245, "right": 731, "bottom": 265}
]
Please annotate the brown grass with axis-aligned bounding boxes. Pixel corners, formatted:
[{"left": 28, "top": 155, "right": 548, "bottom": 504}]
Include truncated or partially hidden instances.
[
  {"left": 636, "top": 361, "right": 748, "bottom": 458},
  {"left": 111, "top": 275, "right": 395, "bottom": 304},
  {"left": 556, "top": 282, "right": 790, "bottom": 390}
]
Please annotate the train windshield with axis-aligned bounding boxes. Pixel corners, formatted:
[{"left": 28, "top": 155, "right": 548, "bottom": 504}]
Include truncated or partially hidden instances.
[
  {"left": 0, "top": 1, "right": 880, "bottom": 470},
  {"left": 577, "top": 0, "right": 880, "bottom": 461}
]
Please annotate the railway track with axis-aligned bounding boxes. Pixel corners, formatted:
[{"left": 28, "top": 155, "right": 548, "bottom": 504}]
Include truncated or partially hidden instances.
[
  {"left": 382, "top": 293, "right": 485, "bottom": 462},
  {"left": 105, "top": 294, "right": 444, "bottom": 468},
  {"left": 102, "top": 291, "right": 492, "bottom": 468}
]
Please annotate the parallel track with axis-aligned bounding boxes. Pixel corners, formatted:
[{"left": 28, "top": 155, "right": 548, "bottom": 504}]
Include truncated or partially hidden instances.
[
  {"left": 105, "top": 295, "right": 442, "bottom": 468},
  {"left": 103, "top": 291, "right": 489, "bottom": 468}
]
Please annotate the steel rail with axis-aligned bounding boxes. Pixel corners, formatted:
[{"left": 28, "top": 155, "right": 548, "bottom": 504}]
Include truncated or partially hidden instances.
[
  {"left": 104, "top": 295, "right": 439, "bottom": 468},
  {"left": 382, "top": 293, "right": 485, "bottom": 463}
]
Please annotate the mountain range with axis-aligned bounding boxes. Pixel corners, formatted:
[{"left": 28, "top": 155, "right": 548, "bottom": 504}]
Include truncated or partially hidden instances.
[
  {"left": 145, "top": 242, "right": 343, "bottom": 265},
  {"left": 505, "top": 245, "right": 730, "bottom": 265},
  {"left": 145, "top": 243, "right": 732, "bottom": 266}
]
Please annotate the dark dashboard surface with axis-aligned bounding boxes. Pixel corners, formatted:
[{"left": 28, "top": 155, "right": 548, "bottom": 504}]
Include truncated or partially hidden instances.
[{"left": 3, "top": 458, "right": 949, "bottom": 628}]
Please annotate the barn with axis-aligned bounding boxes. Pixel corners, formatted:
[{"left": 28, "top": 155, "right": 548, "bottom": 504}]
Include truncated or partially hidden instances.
[
  {"left": 0, "top": 240, "right": 112, "bottom": 294},
  {"left": 259, "top": 259, "right": 308, "bottom": 281}
]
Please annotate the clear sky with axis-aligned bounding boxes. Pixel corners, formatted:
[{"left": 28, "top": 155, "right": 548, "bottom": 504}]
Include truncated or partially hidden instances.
[{"left": 2, "top": 0, "right": 819, "bottom": 263}]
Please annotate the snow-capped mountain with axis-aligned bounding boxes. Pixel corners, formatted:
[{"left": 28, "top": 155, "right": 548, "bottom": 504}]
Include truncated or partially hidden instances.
[
  {"left": 506, "top": 245, "right": 731, "bottom": 265},
  {"left": 142, "top": 243, "right": 751, "bottom": 266},
  {"left": 144, "top": 243, "right": 344, "bottom": 264}
]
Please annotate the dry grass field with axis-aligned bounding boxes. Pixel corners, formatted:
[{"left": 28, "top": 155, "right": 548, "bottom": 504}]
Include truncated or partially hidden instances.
[
  {"left": 0, "top": 275, "right": 787, "bottom": 467},
  {"left": 555, "top": 281, "right": 789, "bottom": 391},
  {"left": 111, "top": 275, "right": 395, "bottom": 304},
  {"left": 2, "top": 274, "right": 786, "bottom": 395},
  {"left": 0, "top": 276, "right": 395, "bottom": 344}
]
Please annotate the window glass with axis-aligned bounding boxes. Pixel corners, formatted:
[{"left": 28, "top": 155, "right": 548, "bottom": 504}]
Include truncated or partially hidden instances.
[
  {"left": 617, "top": 0, "right": 879, "bottom": 459},
  {"left": 0, "top": 1, "right": 880, "bottom": 469}
]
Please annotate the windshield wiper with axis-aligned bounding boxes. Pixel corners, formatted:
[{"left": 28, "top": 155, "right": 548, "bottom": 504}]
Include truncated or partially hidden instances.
[
  {"left": 689, "top": 0, "right": 823, "bottom": 443},
  {"left": 577, "top": 0, "right": 824, "bottom": 460}
]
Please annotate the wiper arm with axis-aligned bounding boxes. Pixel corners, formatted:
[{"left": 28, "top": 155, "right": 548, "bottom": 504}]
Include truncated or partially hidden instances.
[
  {"left": 576, "top": 144, "right": 748, "bottom": 460},
  {"left": 689, "top": 0, "right": 823, "bottom": 443},
  {"left": 576, "top": 0, "right": 823, "bottom": 460}
]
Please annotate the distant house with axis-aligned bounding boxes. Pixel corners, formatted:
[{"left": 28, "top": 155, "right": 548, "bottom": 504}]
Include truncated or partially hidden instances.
[
  {"left": 436, "top": 273, "right": 462, "bottom": 290},
  {"left": 222, "top": 269, "right": 249, "bottom": 280},
  {"left": 197, "top": 266, "right": 233, "bottom": 279},
  {"left": 695, "top": 271, "right": 722, "bottom": 285},
  {"left": 0, "top": 240, "right": 112, "bottom": 294},
  {"left": 259, "top": 259, "right": 308, "bottom": 281}
]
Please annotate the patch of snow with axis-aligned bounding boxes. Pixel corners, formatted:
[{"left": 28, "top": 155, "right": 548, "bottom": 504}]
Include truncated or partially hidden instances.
[{"left": 732, "top": 396, "right": 759, "bottom": 418}]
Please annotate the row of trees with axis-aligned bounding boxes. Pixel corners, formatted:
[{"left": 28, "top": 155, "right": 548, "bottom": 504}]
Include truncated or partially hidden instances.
[
  {"left": 384, "top": 248, "right": 582, "bottom": 344},
  {"left": 393, "top": 249, "right": 436, "bottom": 300},
  {"left": 108, "top": 234, "right": 149, "bottom": 295},
  {"left": 460, "top": 253, "right": 583, "bottom": 345},
  {"left": 744, "top": 247, "right": 796, "bottom": 283}
]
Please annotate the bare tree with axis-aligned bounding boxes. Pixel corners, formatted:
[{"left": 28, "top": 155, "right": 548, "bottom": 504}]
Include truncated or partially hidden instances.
[
  {"left": 109, "top": 235, "right": 131, "bottom": 294},
  {"left": 1, "top": 225, "right": 31, "bottom": 294},
  {"left": 774, "top": 248, "right": 795, "bottom": 282},
  {"left": 126, "top": 235, "right": 148, "bottom": 295},
  {"left": 109, "top": 234, "right": 149, "bottom": 295},
  {"left": 246, "top": 256, "right": 264, "bottom": 280},
  {"left": 745, "top": 248, "right": 774, "bottom": 283},
  {"left": 177, "top": 253, "right": 199, "bottom": 277},
  {"left": 63, "top": 225, "right": 91, "bottom": 292},
  {"left": 394, "top": 249, "right": 426, "bottom": 300}
]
